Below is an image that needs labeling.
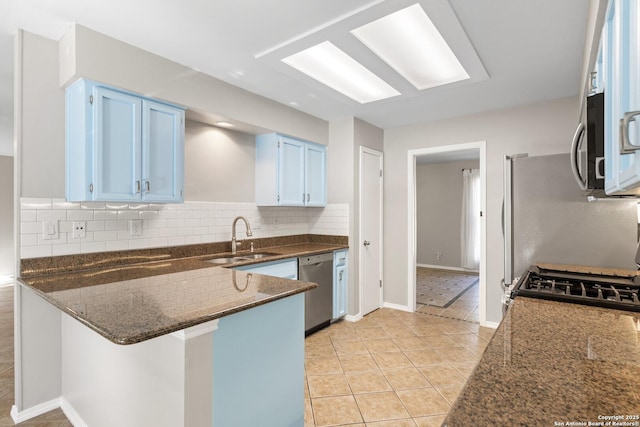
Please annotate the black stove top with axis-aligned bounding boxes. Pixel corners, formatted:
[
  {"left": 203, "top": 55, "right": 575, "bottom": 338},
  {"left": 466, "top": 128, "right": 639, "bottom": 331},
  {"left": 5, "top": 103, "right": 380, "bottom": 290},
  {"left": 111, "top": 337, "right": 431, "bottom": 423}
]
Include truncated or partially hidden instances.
[{"left": 511, "top": 266, "right": 640, "bottom": 312}]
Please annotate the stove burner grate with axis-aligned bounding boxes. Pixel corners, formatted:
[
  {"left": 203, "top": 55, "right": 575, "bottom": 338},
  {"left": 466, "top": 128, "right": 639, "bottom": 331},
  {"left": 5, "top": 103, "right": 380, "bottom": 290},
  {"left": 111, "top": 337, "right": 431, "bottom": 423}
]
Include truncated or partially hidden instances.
[{"left": 512, "top": 268, "right": 640, "bottom": 312}]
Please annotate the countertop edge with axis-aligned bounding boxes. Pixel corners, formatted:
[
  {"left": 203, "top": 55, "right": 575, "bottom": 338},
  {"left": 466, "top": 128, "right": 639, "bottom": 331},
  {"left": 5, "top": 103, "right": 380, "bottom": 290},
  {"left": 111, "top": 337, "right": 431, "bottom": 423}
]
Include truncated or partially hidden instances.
[{"left": 19, "top": 278, "right": 316, "bottom": 345}]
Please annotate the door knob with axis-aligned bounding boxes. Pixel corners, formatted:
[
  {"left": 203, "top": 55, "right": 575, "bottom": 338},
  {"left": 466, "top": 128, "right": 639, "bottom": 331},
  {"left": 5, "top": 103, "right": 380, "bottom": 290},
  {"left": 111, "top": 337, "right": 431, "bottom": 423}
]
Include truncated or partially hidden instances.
[{"left": 363, "top": 240, "right": 371, "bottom": 246}]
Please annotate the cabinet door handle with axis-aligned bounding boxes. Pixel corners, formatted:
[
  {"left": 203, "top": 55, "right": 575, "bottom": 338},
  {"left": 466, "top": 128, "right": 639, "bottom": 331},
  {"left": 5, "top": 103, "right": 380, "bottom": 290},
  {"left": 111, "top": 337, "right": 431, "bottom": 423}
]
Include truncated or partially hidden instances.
[
  {"left": 339, "top": 271, "right": 343, "bottom": 280},
  {"left": 619, "top": 111, "right": 640, "bottom": 155},
  {"left": 307, "top": 193, "right": 310, "bottom": 202},
  {"left": 136, "top": 181, "right": 141, "bottom": 194},
  {"left": 145, "top": 181, "right": 150, "bottom": 193},
  {"left": 363, "top": 240, "right": 371, "bottom": 246}
]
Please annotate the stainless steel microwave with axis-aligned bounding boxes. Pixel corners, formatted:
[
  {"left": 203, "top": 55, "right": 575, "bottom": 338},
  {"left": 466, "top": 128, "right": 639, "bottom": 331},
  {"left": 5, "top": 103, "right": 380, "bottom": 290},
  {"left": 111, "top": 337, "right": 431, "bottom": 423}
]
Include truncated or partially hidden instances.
[{"left": 571, "top": 92, "right": 604, "bottom": 190}]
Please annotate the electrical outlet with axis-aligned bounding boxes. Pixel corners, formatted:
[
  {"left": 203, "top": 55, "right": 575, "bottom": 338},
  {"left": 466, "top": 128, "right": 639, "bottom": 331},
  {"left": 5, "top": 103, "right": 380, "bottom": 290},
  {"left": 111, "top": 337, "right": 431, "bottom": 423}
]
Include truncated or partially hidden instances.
[
  {"left": 42, "top": 221, "right": 59, "bottom": 240},
  {"left": 129, "top": 219, "right": 143, "bottom": 236},
  {"left": 436, "top": 251, "right": 443, "bottom": 260},
  {"left": 72, "top": 221, "right": 86, "bottom": 238}
]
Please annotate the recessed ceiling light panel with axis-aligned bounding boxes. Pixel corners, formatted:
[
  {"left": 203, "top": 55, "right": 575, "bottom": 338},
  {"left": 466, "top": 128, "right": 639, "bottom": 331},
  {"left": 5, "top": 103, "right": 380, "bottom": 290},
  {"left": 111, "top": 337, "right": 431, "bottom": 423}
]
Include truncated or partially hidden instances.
[
  {"left": 352, "top": 3, "right": 469, "bottom": 90},
  {"left": 282, "top": 41, "right": 400, "bottom": 104}
]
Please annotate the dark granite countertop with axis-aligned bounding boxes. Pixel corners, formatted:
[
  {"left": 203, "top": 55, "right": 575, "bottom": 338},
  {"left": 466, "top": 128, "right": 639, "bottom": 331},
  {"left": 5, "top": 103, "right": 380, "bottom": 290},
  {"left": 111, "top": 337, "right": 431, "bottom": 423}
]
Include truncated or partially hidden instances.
[
  {"left": 443, "top": 297, "right": 640, "bottom": 426},
  {"left": 18, "top": 238, "right": 348, "bottom": 345}
]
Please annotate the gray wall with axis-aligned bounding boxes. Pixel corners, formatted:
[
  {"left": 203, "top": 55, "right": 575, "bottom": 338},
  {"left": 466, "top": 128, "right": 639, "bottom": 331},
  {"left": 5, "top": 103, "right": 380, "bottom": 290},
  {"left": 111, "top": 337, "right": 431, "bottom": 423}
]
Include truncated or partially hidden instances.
[
  {"left": 327, "top": 117, "right": 383, "bottom": 316},
  {"left": 416, "top": 159, "right": 479, "bottom": 268},
  {"left": 384, "top": 96, "right": 581, "bottom": 325},
  {"left": 184, "top": 121, "right": 255, "bottom": 202},
  {"left": 19, "top": 33, "right": 65, "bottom": 198},
  {"left": 0, "top": 155, "right": 13, "bottom": 280}
]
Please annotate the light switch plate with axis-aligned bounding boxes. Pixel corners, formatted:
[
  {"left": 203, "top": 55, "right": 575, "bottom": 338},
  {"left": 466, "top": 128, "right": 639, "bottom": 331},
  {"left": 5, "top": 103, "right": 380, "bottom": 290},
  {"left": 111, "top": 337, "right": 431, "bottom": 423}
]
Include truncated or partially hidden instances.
[
  {"left": 129, "top": 219, "right": 143, "bottom": 236},
  {"left": 42, "top": 220, "right": 59, "bottom": 240}
]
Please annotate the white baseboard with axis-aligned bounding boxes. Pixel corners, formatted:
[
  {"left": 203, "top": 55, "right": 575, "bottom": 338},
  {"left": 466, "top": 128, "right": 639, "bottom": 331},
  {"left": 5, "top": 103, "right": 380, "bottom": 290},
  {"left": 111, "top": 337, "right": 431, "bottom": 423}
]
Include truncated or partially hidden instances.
[
  {"left": 382, "top": 302, "right": 412, "bottom": 312},
  {"left": 344, "top": 314, "right": 362, "bottom": 322},
  {"left": 11, "top": 396, "right": 87, "bottom": 426},
  {"left": 417, "top": 264, "right": 479, "bottom": 274},
  {"left": 60, "top": 396, "right": 88, "bottom": 427},
  {"left": 482, "top": 321, "right": 500, "bottom": 329},
  {"left": 11, "top": 398, "right": 61, "bottom": 424}
]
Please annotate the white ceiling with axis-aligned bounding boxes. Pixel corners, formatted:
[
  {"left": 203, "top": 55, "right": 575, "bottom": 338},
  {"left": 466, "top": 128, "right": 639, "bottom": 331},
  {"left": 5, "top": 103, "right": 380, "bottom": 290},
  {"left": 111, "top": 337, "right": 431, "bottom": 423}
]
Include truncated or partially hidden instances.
[{"left": 0, "top": 0, "right": 588, "bottom": 153}]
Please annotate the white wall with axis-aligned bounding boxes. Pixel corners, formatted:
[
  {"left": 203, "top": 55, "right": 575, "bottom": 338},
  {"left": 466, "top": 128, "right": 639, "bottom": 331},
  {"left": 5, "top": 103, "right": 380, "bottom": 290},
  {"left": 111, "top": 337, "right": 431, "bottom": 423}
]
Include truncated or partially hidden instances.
[
  {"left": 416, "top": 159, "right": 479, "bottom": 269},
  {"left": 0, "top": 116, "right": 12, "bottom": 157},
  {"left": 383, "top": 96, "right": 579, "bottom": 324},
  {"left": 0, "top": 156, "right": 14, "bottom": 282}
]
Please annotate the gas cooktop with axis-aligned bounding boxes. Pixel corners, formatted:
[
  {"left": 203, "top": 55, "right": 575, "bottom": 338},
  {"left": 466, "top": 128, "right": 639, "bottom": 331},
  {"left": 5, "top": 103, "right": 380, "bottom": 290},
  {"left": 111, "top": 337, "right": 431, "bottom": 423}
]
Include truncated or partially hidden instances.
[{"left": 510, "top": 265, "right": 640, "bottom": 312}]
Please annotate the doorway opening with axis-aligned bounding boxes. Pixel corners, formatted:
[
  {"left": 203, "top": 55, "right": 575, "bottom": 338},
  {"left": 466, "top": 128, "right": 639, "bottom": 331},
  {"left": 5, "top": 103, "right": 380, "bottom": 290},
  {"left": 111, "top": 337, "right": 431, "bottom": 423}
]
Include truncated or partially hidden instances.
[{"left": 407, "top": 142, "right": 487, "bottom": 326}]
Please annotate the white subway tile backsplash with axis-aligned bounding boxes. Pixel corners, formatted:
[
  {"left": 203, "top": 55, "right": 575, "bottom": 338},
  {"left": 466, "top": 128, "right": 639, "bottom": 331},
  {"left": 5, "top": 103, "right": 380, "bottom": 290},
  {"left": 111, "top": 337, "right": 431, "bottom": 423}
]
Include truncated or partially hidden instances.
[
  {"left": 117, "top": 211, "right": 138, "bottom": 221},
  {"left": 81, "top": 242, "right": 106, "bottom": 253},
  {"left": 81, "top": 202, "right": 105, "bottom": 210},
  {"left": 21, "top": 198, "right": 52, "bottom": 210},
  {"left": 19, "top": 198, "right": 349, "bottom": 259},
  {"left": 67, "top": 210, "right": 94, "bottom": 221},
  {"left": 52, "top": 243, "right": 82, "bottom": 256},
  {"left": 106, "top": 240, "right": 129, "bottom": 252},
  {"left": 87, "top": 221, "right": 105, "bottom": 232},
  {"left": 21, "top": 245, "right": 52, "bottom": 259},
  {"left": 94, "top": 210, "right": 118, "bottom": 221}
]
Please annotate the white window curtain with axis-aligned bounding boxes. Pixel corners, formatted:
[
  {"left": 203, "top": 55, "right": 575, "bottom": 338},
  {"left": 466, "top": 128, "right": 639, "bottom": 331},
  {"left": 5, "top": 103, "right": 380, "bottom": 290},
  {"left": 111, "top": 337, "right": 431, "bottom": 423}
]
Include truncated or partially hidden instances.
[{"left": 461, "top": 168, "right": 480, "bottom": 270}]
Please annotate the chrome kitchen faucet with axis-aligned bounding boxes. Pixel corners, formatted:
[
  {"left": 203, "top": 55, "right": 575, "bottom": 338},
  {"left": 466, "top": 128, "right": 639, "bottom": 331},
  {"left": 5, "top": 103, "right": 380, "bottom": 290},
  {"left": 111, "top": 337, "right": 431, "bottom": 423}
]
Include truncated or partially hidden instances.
[{"left": 231, "top": 216, "right": 253, "bottom": 254}]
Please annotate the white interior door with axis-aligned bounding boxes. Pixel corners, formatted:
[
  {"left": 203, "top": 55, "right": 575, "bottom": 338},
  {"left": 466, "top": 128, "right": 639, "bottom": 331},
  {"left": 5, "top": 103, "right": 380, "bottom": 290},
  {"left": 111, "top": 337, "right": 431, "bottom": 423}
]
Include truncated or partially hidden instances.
[{"left": 360, "top": 148, "right": 383, "bottom": 316}]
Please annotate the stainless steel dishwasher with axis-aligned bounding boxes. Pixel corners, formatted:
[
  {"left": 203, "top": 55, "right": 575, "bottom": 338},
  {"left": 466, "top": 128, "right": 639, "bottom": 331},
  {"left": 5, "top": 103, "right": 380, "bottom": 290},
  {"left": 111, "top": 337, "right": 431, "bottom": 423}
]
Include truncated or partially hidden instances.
[{"left": 298, "top": 252, "right": 333, "bottom": 335}]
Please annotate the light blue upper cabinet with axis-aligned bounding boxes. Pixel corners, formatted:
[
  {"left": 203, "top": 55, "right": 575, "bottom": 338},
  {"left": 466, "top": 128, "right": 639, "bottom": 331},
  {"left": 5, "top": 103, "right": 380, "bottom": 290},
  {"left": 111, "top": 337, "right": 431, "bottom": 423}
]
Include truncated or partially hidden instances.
[
  {"left": 66, "top": 79, "right": 185, "bottom": 203},
  {"left": 278, "top": 136, "right": 306, "bottom": 206},
  {"left": 93, "top": 86, "right": 142, "bottom": 202},
  {"left": 602, "top": 0, "right": 640, "bottom": 195},
  {"left": 142, "top": 100, "right": 185, "bottom": 203},
  {"left": 305, "top": 142, "right": 327, "bottom": 207},
  {"left": 255, "top": 133, "right": 327, "bottom": 207}
]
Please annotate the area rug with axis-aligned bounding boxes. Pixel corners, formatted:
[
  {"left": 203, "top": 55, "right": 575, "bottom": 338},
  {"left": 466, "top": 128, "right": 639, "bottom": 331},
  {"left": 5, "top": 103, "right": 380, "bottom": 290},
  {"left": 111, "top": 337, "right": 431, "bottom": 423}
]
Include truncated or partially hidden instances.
[{"left": 416, "top": 267, "right": 479, "bottom": 308}]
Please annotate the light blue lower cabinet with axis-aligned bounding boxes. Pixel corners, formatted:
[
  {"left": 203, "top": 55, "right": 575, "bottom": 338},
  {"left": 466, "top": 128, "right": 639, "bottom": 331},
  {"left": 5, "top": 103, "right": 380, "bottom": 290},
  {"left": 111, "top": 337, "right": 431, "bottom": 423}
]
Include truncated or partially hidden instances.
[
  {"left": 333, "top": 250, "right": 348, "bottom": 319},
  {"left": 212, "top": 294, "right": 304, "bottom": 427},
  {"left": 235, "top": 258, "right": 298, "bottom": 279}
]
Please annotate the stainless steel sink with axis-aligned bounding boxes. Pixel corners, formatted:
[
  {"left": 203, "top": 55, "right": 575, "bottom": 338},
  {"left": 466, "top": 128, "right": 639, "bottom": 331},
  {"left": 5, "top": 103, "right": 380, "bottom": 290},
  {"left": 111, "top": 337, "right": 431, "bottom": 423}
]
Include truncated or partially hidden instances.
[
  {"left": 204, "top": 252, "right": 278, "bottom": 265},
  {"left": 205, "top": 257, "right": 245, "bottom": 264},
  {"left": 239, "top": 252, "right": 277, "bottom": 260}
]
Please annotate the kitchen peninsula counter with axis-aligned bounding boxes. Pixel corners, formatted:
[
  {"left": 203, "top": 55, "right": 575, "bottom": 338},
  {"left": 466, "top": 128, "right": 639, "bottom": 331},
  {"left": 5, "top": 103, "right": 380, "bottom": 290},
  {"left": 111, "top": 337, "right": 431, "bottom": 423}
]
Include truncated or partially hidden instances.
[
  {"left": 444, "top": 297, "right": 640, "bottom": 426},
  {"left": 15, "top": 235, "right": 348, "bottom": 427},
  {"left": 18, "top": 237, "right": 347, "bottom": 344}
]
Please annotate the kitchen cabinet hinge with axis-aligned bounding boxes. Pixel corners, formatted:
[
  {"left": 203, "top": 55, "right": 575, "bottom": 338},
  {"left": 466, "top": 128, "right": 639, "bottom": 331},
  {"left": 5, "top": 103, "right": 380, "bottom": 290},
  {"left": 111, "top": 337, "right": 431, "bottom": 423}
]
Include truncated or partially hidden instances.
[
  {"left": 277, "top": 195, "right": 280, "bottom": 203},
  {"left": 89, "top": 95, "right": 93, "bottom": 105},
  {"left": 379, "top": 280, "right": 382, "bottom": 288},
  {"left": 380, "top": 169, "right": 383, "bottom": 177}
]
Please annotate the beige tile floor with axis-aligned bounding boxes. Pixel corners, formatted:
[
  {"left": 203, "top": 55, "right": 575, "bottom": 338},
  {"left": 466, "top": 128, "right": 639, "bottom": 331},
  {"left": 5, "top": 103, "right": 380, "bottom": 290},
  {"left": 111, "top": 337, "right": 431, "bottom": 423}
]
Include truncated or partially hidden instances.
[
  {"left": 305, "top": 308, "right": 494, "bottom": 427},
  {"left": 0, "top": 286, "right": 494, "bottom": 426}
]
